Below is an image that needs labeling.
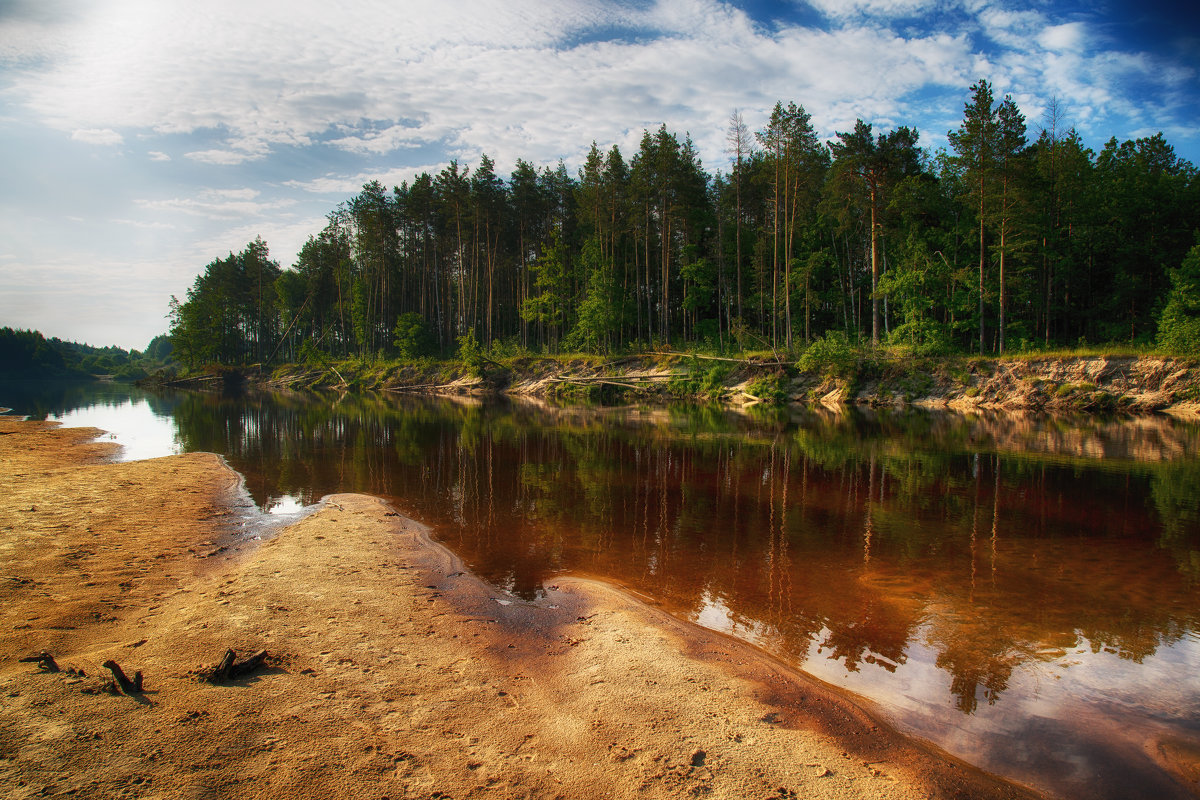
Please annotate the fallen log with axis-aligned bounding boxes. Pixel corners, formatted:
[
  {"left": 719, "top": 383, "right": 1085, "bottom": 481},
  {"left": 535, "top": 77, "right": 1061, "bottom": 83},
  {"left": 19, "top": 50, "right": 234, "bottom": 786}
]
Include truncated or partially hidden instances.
[
  {"left": 384, "top": 383, "right": 454, "bottom": 392},
  {"left": 542, "top": 373, "right": 686, "bottom": 384},
  {"left": 644, "top": 351, "right": 777, "bottom": 365},
  {"left": 207, "top": 648, "right": 269, "bottom": 683}
]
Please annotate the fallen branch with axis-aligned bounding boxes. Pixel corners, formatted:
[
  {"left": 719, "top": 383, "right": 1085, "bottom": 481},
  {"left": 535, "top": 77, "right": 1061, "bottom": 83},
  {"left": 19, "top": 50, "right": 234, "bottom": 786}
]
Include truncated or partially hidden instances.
[
  {"left": 542, "top": 374, "right": 686, "bottom": 385},
  {"left": 19, "top": 652, "right": 59, "bottom": 672},
  {"left": 207, "top": 648, "right": 269, "bottom": 683},
  {"left": 101, "top": 659, "right": 143, "bottom": 694},
  {"left": 384, "top": 383, "right": 454, "bottom": 392},
  {"left": 555, "top": 379, "right": 640, "bottom": 390},
  {"left": 644, "top": 351, "right": 764, "bottom": 365}
]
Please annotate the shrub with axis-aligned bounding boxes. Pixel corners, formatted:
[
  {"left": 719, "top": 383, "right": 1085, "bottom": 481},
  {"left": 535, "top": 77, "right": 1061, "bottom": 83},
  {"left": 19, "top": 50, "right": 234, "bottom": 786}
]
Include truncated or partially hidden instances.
[
  {"left": 392, "top": 312, "right": 435, "bottom": 360},
  {"left": 700, "top": 364, "right": 731, "bottom": 399},
  {"left": 746, "top": 373, "right": 789, "bottom": 404},
  {"left": 456, "top": 330, "right": 485, "bottom": 377},
  {"left": 798, "top": 331, "right": 858, "bottom": 378},
  {"left": 1158, "top": 241, "right": 1200, "bottom": 353}
]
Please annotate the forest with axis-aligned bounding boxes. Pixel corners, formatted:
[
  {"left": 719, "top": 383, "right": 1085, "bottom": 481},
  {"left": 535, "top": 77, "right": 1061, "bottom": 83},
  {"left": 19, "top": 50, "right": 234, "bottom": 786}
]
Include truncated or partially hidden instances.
[
  {"left": 0, "top": 327, "right": 172, "bottom": 380},
  {"left": 167, "top": 80, "right": 1200, "bottom": 369}
]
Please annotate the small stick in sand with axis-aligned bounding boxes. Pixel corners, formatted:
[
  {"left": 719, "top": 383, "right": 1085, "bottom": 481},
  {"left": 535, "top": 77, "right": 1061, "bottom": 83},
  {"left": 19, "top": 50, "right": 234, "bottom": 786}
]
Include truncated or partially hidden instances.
[
  {"left": 207, "top": 648, "right": 269, "bottom": 682},
  {"left": 101, "top": 660, "right": 143, "bottom": 694},
  {"left": 19, "top": 652, "right": 59, "bottom": 673}
]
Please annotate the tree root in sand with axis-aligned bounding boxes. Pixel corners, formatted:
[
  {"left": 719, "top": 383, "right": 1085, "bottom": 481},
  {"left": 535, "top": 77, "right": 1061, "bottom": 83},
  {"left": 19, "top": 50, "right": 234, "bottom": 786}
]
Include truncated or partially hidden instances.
[
  {"left": 101, "top": 659, "right": 143, "bottom": 694},
  {"left": 206, "top": 648, "right": 269, "bottom": 683},
  {"left": 18, "top": 651, "right": 59, "bottom": 673}
]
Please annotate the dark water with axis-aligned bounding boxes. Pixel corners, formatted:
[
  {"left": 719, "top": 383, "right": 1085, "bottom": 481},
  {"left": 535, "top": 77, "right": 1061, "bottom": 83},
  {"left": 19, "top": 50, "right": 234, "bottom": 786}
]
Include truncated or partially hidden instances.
[{"left": 7, "top": 380, "right": 1200, "bottom": 799}]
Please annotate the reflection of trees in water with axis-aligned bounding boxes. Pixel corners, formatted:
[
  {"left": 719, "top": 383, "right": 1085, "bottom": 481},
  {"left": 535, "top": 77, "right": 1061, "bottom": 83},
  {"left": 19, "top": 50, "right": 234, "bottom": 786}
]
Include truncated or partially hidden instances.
[
  {"left": 1152, "top": 460, "right": 1200, "bottom": 583},
  {"left": 161, "top": 390, "right": 1200, "bottom": 714},
  {"left": 5, "top": 379, "right": 156, "bottom": 420}
]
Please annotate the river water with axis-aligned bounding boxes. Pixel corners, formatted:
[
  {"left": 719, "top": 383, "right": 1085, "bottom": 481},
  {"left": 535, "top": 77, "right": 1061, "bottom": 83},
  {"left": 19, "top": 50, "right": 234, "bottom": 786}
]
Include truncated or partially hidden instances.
[{"left": 6, "top": 380, "right": 1200, "bottom": 799}]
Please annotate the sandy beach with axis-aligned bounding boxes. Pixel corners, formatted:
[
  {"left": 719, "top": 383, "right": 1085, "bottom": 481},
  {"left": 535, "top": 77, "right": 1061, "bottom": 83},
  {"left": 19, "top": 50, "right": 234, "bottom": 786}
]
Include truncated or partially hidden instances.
[{"left": 0, "top": 416, "right": 1040, "bottom": 800}]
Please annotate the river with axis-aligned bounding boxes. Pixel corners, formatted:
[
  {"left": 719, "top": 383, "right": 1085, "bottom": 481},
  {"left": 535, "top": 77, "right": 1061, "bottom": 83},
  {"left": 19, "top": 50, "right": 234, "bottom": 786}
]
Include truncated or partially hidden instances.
[{"left": 6, "top": 379, "right": 1200, "bottom": 799}]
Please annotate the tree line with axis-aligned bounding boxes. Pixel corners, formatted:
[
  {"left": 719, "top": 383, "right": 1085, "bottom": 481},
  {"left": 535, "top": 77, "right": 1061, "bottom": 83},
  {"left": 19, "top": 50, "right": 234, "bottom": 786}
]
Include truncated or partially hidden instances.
[
  {"left": 0, "top": 327, "right": 172, "bottom": 380},
  {"left": 168, "top": 79, "right": 1200, "bottom": 368}
]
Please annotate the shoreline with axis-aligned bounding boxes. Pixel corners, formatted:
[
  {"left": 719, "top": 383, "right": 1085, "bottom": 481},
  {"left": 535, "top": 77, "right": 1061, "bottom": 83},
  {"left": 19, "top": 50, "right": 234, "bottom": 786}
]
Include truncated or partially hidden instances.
[
  {"left": 0, "top": 416, "right": 1042, "bottom": 799},
  {"left": 238, "top": 352, "right": 1200, "bottom": 417}
]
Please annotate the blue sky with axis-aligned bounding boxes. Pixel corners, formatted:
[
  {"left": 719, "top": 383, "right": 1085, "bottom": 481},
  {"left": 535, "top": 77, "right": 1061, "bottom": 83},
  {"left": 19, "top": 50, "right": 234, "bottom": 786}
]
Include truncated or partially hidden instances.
[{"left": 1, "top": 0, "right": 1196, "bottom": 350}]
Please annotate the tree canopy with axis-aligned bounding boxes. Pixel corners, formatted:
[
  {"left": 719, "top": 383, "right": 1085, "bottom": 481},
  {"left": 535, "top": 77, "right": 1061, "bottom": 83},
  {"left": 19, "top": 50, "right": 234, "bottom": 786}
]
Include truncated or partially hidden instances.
[{"left": 167, "top": 80, "right": 1200, "bottom": 366}]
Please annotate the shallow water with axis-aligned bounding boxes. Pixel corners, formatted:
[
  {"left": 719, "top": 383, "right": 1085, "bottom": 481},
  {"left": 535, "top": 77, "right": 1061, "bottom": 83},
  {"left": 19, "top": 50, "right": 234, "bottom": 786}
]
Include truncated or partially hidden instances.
[{"left": 7, "top": 381, "right": 1200, "bottom": 799}]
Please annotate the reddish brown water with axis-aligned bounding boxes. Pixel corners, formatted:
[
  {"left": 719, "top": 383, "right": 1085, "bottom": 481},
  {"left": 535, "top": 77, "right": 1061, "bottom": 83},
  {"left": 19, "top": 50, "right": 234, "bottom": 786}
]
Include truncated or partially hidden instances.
[{"left": 13, "top": 382, "right": 1200, "bottom": 799}]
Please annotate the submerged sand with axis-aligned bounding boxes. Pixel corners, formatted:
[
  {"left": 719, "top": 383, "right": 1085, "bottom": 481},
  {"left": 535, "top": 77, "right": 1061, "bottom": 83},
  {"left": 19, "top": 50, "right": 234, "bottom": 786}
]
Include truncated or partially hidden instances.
[{"left": 0, "top": 416, "right": 1040, "bottom": 800}]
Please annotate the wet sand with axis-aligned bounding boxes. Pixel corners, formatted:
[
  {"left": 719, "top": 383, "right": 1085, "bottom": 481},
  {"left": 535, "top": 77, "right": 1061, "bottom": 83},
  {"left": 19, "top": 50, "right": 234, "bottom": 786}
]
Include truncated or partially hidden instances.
[{"left": 0, "top": 416, "right": 1040, "bottom": 800}]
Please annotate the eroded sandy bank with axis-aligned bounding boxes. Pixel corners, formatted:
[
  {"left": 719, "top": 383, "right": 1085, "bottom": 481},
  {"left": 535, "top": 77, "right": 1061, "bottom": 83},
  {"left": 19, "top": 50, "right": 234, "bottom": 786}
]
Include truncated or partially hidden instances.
[{"left": 0, "top": 416, "right": 1040, "bottom": 800}]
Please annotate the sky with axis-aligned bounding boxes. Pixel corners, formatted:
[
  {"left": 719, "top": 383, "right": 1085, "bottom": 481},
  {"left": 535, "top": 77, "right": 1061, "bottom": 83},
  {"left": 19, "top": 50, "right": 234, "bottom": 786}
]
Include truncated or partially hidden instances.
[{"left": 1, "top": 0, "right": 1197, "bottom": 351}]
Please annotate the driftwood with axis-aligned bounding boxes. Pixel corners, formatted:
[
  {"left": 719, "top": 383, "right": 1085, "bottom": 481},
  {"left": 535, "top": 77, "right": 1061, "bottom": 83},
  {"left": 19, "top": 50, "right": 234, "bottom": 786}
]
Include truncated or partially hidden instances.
[
  {"left": 207, "top": 649, "right": 269, "bottom": 683},
  {"left": 543, "top": 373, "right": 686, "bottom": 385},
  {"left": 645, "top": 351, "right": 786, "bottom": 366},
  {"left": 19, "top": 652, "right": 59, "bottom": 672},
  {"left": 101, "top": 660, "right": 143, "bottom": 694},
  {"left": 384, "top": 382, "right": 454, "bottom": 392},
  {"left": 547, "top": 378, "right": 640, "bottom": 390}
]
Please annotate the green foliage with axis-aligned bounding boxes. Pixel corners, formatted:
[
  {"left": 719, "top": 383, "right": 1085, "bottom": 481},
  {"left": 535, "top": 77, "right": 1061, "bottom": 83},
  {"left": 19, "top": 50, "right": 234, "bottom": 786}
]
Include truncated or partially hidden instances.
[
  {"left": 797, "top": 331, "right": 859, "bottom": 378},
  {"left": 746, "top": 373, "right": 789, "bottom": 404},
  {"left": 1158, "top": 240, "right": 1200, "bottom": 353},
  {"left": 0, "top": 328, "right": 67, "bottom": 376},
  {"left": 456, "top": 329, "right": 485, "bottom": 376},
  {"left": 486, "top": 336, "right": 526, "bottom": 359},
  {"left": 299, "top": 339, "right": 328, "bottom": 365},
  {"left": 667, "top": 372, "right": 700, "bottom": 398},
  {"left": 0, "top": 327, "right": 172, "bottom": 379},
  {"left": 521, "top": 231, "right": 572, "bottom": 350},
  {"left": 170, "top": 237, "right": 282, "bottom": 368},
  {"left": 145, "top": 335, "right": 174, "bottom": 362},
  {"left": 564, "top": 238, "right": 626, "bottom": 354},
  {"left": 156, "top": 84, "right": 1199, "bottom": 369},
  {"left": 700, "top": 364, "right": 731, "bottom": 399},
  {"left": 392, "top": 312, "right": 435, "bottom": 359}
]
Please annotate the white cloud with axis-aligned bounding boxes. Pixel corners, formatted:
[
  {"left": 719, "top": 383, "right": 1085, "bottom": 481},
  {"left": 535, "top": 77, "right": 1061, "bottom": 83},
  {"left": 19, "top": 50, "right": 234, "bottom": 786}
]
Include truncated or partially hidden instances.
[
  {"left": 0, "top": 0, "right": 986, "bottom": 174},
  {"left": 804, "top": 0, "right": 940, "bottom": 20},
  {"left": 136, "top": 188, "right": 294, "bottom": 220},
  {"left": 1, "top": 0, "right": 1193, "bottom": 180},
  {"left": 112, "top": 218, "right": 176, "bottom": 230},
  {"left": 284, "top": 164, "right": 454, "bottom": 195},
  {"left": 327, "top": 123, "right": 440, "bottom": 155},
  {"left": 70, "top": 127, "right": 123, "bottom": 145},
  {"left": 147, "top": 150, "right": 171, "bottom": 161},
  {"left": 184, "top": 145, "right": 269, "bottom": 166},
  {"left": 1038, "top": 22, "right": 1086, "bottom": 53},
  {"left": 193, "top": 216, "right": 331, "bottom": 270}
]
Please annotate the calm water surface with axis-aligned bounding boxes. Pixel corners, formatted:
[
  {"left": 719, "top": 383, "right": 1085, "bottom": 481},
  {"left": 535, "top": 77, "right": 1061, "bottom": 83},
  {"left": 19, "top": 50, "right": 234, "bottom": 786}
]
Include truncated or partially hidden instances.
[{"left": 7, "top": 380, "right": 1200, "bottom": 799}]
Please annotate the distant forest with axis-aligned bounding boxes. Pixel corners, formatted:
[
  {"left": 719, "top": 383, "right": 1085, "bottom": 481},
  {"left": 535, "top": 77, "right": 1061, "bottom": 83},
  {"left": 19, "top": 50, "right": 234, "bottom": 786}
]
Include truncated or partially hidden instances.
[
  {"left": 0, "top": 327, "right": 172, "bottom": 380},
  {"left": 168, "top": 79, "right": 1200, "bottom": 368}
]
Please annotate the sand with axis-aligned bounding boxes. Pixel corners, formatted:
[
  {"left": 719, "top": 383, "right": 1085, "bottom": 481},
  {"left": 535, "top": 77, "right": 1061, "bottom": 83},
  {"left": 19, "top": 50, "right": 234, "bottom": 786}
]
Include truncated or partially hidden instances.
[{"left": 0, "top": 416, "right": 1041, "bottom": 800}]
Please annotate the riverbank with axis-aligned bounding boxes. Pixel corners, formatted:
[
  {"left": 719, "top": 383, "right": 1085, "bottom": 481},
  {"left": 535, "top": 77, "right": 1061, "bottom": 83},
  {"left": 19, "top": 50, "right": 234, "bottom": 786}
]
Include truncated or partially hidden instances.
[
  {"left": 0, "top": 416, "right": 1041, "bottom": 800},
  {"left": 244, "top": 352, "right": 1200, "bottom": 416}
]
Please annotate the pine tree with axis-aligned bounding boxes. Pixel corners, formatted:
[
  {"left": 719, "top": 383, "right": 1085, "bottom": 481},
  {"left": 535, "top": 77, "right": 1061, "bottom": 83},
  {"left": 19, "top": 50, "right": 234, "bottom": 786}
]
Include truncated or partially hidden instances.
[{"left": 948, "top": 80, "right": 998, "bottom": 353}]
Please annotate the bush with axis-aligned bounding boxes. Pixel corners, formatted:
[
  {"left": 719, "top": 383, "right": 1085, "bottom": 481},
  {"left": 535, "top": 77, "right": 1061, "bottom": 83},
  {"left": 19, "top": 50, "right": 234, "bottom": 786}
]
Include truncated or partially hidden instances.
[
  {"left": 456, "top": 330, "right": 485, "bottom": 376},
  {"left": 1158, "top": 241, "right": 1200, "bottom": 353},
  {"left": 392, "top": 312, "right": 435, "bottom": 359},
  {"left": 700, "top": 364, "right": 731, "bottom": 399},
  {"left": 299, "top": 339, "right": 328, "bottom": 365},
  {"left": 746, "top": 373, "right": 789, "bottom": 404},
  {"left": 798, "top": 331, "right": 858, "bottom": 378}
]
